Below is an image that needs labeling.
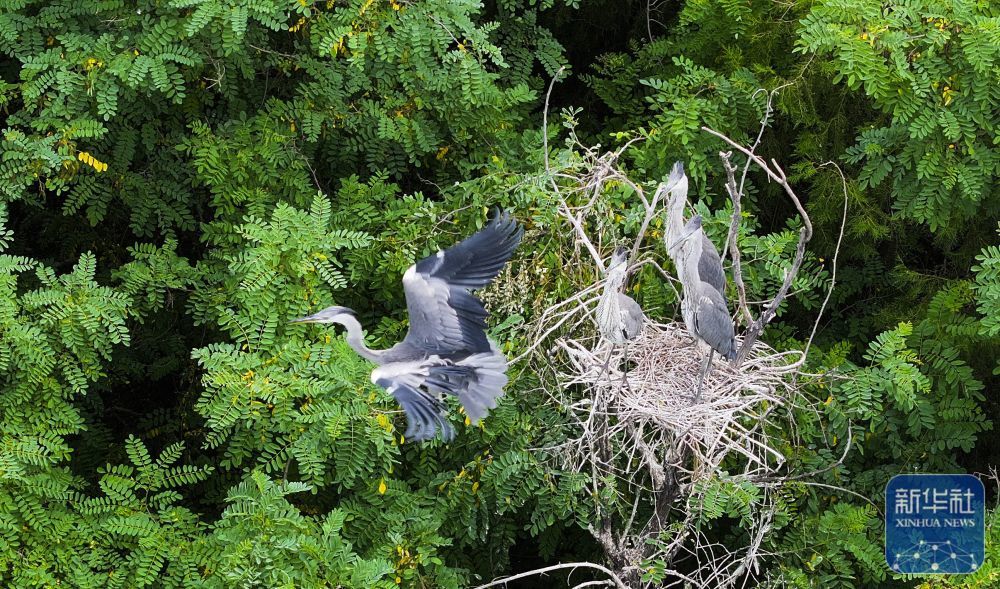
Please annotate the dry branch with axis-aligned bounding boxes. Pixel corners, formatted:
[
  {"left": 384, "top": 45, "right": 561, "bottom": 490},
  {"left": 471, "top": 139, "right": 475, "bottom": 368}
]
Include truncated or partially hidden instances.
[
  {"left": 701, "top": 126, "right": 814, "bottom": 366},
  {"left": 719, "top": 151, "right": 753, "bottom": 325},
  {"left": 472, "top": 561, "right": 628, "bottom": 589}
]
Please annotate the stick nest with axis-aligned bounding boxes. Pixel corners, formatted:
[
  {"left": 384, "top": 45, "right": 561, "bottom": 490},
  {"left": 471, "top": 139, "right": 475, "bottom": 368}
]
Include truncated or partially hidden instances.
[{"left": 552, "top": 321, "right": 801, "bottom": 483}]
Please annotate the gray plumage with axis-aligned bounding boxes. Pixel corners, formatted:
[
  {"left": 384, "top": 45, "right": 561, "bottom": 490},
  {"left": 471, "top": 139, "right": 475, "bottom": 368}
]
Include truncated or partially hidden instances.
[
  {"left": 595, "top": 246, "right": 645, "bottom": 343},
  {"left": 616, "top": 293, "right": 645, "bottom": 340},
  {"left": 291, "top": 210, "right": 523, "bottom": 442},
  {"left": 664, "top": 160, "right": 727, "bottom": 296},
  {"left": 697, "top": 233, "right": 727, "bottom": 296},
  {"left": 673, "top": 215, "right": 737, "bottom": 361},
  {"left": 663, "top": 161, "right": 689, "bottom": 261}
]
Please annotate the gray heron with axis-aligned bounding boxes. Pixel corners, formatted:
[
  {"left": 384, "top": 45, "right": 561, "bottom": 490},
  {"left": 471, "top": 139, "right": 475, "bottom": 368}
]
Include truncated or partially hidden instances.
[
  {"left": 291, "top": 211, "right": 523, "bottom": 442},
  {"left": 670, "top": 215, "right": 737, "bottom": 399},
  {"left": 595, "top": 246, "right": 645, "bottom": 343},
  {"left": 671, "top": 215, "right": 737, "bottom": 361},
  {"left": 664, "top": 161, "right": 727, "bottom": 296}
]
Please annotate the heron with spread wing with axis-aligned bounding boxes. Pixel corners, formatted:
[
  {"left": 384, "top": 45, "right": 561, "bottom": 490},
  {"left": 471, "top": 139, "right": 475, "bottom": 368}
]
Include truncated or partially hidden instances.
[{"left": 291, "top": 211, "right": 523, "bottom": 442}]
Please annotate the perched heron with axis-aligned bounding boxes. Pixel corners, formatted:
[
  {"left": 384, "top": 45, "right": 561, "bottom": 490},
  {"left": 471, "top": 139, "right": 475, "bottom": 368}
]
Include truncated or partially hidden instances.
[
  {"left": 671, "top": 215, "right": 737, "bottom": 400},
  {"left": 291, "top": 211, "right": 523, "bottom": 442},
  {"left": 664, "top": 161, "right": 727, "bottom": 296},
  {"left": 595, "top": 246, "right": 645, "bottom": 343},
  {"left": 671, "top": 215, "right": 737, "bottom": 361}
]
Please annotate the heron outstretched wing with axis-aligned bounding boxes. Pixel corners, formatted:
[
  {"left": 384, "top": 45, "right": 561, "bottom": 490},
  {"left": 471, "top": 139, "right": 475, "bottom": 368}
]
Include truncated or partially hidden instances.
[
  {"left": 401, "top": 210, "right": 523, "bottom": 355},
  {"left": 377, "top": 377, "right": 456, "bottom": 442},
  {"left": 375, "top": 346, "right": 508, "bottom": 442},
  {"left": 422, "top": 348, "right": 509, "bottom": 422}
]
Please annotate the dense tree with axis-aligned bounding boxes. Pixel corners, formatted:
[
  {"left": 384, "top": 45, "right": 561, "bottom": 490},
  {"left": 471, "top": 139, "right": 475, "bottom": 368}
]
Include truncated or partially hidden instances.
[{"left": 0, "top": 0, "right": 996, "bottom": 587}]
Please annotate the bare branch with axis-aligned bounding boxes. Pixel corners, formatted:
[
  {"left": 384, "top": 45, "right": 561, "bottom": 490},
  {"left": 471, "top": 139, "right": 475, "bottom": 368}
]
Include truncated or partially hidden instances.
[
  {"left": 719, "top": 152, "right": 753, "bottom": 325},
  {"left": 803, "top": 162, "right": 849, "bottom": 361},
  {"left": 701, "top": 126, "right": 814, "bottom": 366},
  {"left": 543, "top": 66, "right": 605, "bottom": 270},
  {"left": 629, "top": 182, "right": 666, "bottom": 270},
  {"left": 472, "top": 562, "right": 629, "bottom": 589},
  {"left": 542, "top": 66, "right": 565, "bottom": 180}
]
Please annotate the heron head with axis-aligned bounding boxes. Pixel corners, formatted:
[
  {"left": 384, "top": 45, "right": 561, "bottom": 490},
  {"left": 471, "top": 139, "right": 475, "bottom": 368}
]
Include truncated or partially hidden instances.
[
  {"left": 289, "top": 305, "right": 357, "bottom": 325},
  {"left": 608, "top": 246, "right": 629, "bottom": 270},
  {"left": 664, "top": 161, "right": 690, "bottom": 217},
  {"left": 664, "top": 161, "right": 685, "bottom": 192},
  {"left": 667, "top": 215, "right": 702, "bottom": 251}
]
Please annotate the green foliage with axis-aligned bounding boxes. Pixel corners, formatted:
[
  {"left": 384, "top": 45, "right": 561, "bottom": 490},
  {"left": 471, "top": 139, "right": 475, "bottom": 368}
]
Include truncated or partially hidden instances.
[
  {"left": 0, "top": 239, "right": 133, "bottom": 477},
  {"left": 691, "top": 476, "right": 761, "bottom": 526},
  {"left": 829, "top": 318, "right": 988, "bottom": 467},
  {"left": 211, "top": 471, "right": 395, "bottom": 588},
  {"left": 1, "top": 435, "right": 212, "bottom": 588},
  {"left": 586, "top": 49, "right": 767, "bottom": 183},
  {"left": 767, "top": 502, "right": 886, "bottom": 588},
  {"left": 1, "top": 0, "right": 998, "bottom": 586},
  {"left": 0, "top": 0, "right": 537, "bottom": 236},
  {"left": 797, "top": 0, "right": 1000, "bottom": 231},
  {"left": 972, "top": 224, "right": 1000, "bottom": 340}
]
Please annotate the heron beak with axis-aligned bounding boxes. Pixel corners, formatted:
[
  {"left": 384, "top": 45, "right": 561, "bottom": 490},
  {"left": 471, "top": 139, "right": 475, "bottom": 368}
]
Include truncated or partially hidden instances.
[
  {"left": 288, "top": 305, "right": 353, "bottom": 324},
  {"left": 289, "top": 313, "right": 326, "bottom": 324}
]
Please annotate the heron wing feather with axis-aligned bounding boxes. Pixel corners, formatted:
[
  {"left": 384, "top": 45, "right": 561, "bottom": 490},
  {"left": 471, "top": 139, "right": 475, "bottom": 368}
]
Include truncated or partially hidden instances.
[
  {"left": 422, "top": 349, "right": 508, "bottom": 423},
  {"left": 693, "top": 287, "right": 737, "bottom": 360},
  {"left": 377, "top": 377, "right": 455, "bottom": 442},
  {"left": 401, "top": 211, "right": 522, "bottom": 355},
  {"left": 414, "top": 210, "right": 523, "bottom": 289},
  {"left": 698, "top": 233, "right": 728, "bottom": 296},
  {"left": 617, "top": 293, "right": 645, "bottom": 340}
]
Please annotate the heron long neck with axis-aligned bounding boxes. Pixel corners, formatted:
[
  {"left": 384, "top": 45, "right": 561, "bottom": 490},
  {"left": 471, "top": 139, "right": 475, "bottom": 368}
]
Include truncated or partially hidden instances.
[
  {"left": 335, "top": 314, "right": 384, "bottom": 363},
  {"left": 677, "top": 232, "right": 704, "bottom": 292},
  {"left": 665, "top": 185, "right": 688, "bottom": 261},
  {"left": 604, "top": 263, "right": 628, "bottom": 295}
]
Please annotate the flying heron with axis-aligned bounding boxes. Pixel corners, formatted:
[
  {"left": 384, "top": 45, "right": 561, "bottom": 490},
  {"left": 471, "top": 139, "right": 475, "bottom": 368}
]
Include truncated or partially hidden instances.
[
  {"left": 291, "top": 211, "right": 523, "bottom": 442},
  {"left": 595, "top": 246, "right": 645, "bottom": 343},
  {"left": 664, "top": 161, "right": 727, "bottom": 296},
  {"left": 670, "top": 215, "right": 737, "bottom": 399}
]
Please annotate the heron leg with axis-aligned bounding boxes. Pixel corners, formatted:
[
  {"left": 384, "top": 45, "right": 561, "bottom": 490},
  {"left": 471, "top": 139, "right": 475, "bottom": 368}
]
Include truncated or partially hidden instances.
[
  {"left": 595, "top": 341, "right": 615, "bottom": 380},
  {"left": 618, "top": 341, "right": 633, "bottom": 394},
  {"left": 692, "top": 349, "right": 714, "bottom": 402}
]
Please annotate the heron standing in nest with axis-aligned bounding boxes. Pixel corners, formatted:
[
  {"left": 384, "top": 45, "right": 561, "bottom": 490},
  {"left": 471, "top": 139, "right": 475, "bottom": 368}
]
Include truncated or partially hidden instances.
[
  {"left": 663, "top": 161, "right": 737, "bottom": 399},
  {"left": 671, "top": 216, "right": 737, "bottom": 360},
  {"left": 670, "top": 215, "right": 737, "bottom": 399},
  {"left": 595, "top": 246, "right": 645, "bottom": 343}
]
